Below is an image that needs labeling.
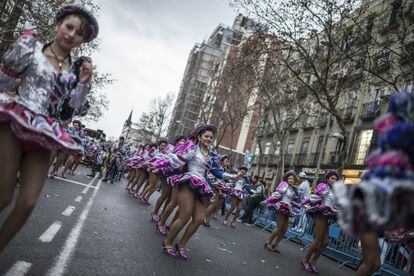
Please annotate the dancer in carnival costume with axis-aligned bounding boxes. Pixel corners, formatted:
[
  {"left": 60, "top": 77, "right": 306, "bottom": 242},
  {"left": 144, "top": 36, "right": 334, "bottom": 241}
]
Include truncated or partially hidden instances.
[
  {"left": 0, "top": 4, "right": 98, "bottom": 252},
  {"left": 132, "top": 143, "right": 157, "bottom": 197},
  {"left": 262, "top": 171, "right": 300, "bottom": 253},
  {"left": 203, "top": 155, "right": 232, "bottom": 227},
  {"left": 61, "top": 119, "right": 85, "bottom": 177},
  {"left": 140, "top": 140, "right": 171, "bottom": 205},
  {"left": 125, "top": 143, "right": 149, "bottom": 192},
  {"left": 124, "top": 145, "right": 143, "bottom": 184},
  {"left": 155, "top": 136, "right": 197, "bottom": 236},
  {"left": 150, "top": 135, "right": 187, "bottom": 223},
  {"left": 300, "top": 169, "right": 340, "bottom": 273},
  {"left": 148, "top": 124, "right": 244, "bottom": 260},
  {"left": 334, "top": 92, "right": 414, "bottom": 276},
  {"left": 223, "top": 166, "right": 249, "bottom": 228}
]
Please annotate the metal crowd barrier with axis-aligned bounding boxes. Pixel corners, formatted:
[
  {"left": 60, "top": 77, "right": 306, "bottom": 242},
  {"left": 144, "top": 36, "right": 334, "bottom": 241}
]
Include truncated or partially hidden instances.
[{"left": 250, "top": 209, "right": 413, "bottom": 275}]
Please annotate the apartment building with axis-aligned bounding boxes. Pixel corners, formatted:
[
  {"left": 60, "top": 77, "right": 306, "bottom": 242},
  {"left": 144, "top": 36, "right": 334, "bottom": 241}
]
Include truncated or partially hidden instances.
[
  {"left": 251, "top": 0, "right": 414, "bottom": 185},
  {"left": 167, "top": 14, "right": 266, "bottom": 139}
]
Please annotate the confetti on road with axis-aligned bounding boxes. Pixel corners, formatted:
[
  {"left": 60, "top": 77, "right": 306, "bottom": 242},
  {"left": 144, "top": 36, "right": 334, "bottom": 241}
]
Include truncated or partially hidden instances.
[{"left": 217, "top": 247, "right": 233, "bottom": 254}]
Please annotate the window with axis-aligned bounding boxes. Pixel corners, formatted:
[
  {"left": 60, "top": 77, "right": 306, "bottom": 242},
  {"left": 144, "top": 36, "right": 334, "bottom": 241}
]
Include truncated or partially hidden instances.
[
  {"left": 404, "top": 79, "right": 414, "bottom": 93},
  {"left": 388, "top": 2, "right": 401, "bottom": 26},
  {"left": 354, "top": 129, "right": 374, "bottom": 165},
  {"left": 300, "top": 137, "right": 310, "bottom": 154},
  {"left": 274, "top": 141, "right": 281, "bottom": 157},
  {"left": 264, "top": 142, "right": 271, "bottom": 155},
  {"left": 286, "top": 138, "right": 295, "bottom": 154},
  {"left": 255, "top": 145, "right": 260, "bottom": 155},
  {"left": 315, "top": 135, "right": 324, "bottom": 155}
]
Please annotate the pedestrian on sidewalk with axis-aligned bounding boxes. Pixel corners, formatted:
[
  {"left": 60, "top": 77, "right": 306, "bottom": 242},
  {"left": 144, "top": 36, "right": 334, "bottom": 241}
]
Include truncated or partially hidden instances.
[
  {"left": 239, "top": 177, "right": 265, "bottom": 225},
  {"left": 0, "top": 3, "right": 98, "bottom": 252}
]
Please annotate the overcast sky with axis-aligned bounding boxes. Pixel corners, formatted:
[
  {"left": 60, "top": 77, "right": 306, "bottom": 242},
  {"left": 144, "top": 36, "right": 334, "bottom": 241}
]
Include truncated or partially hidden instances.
[{"left": 88, "top": 0, "right": 238, "bottom": 138}]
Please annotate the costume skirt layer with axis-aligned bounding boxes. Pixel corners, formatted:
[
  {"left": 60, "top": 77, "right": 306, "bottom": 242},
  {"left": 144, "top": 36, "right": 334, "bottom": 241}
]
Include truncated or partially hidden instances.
[{"left": 0, "top": 96, "right": 81, "bottom": 154}]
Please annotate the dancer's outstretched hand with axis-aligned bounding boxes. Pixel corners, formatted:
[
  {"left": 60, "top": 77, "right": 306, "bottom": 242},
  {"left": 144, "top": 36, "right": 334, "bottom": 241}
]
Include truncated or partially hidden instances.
[{"left": 79, "top": 60, "right": 93, "bottom": 84}]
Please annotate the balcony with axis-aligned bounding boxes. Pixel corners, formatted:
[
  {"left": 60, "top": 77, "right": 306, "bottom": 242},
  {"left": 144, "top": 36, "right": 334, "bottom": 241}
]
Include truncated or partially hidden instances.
[
  {"left": 317, "top": 112, "right": 329, "bottom": 128},
  {"left": 374, "top": 51, "right": 390, "bottom": 73},
  {"left": 348, "top": 67, "right": 364, "bottom": 82},
  {"left": 289, "top": 121, "right": 300, "bottom": 132},
  {"left": 360, "top": 101, "right": 381, "bottom": 120},
  {"left": 340, "top": 106, "right": 356, "bottom": 124},
  {"left": 351, "top": 33, "right": 372, "bottom": 46},
  {"left": 302, "top": 116, "right": 315, "bottom": 130}
]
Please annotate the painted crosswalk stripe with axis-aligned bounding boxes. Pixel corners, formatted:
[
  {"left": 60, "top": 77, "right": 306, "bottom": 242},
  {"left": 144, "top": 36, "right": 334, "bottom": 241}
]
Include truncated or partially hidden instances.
[
  {"left": 39, "top": 221, "right": 62, "bottom": 243},
  {"left": 74, "top": 196, "right": 83, "bottom": 203},
  {"left": 4, "top": 261, "right": 32, "bottom": 276},
  {"left": 62, "top": 206, "right": 76, "bottom": 217}
]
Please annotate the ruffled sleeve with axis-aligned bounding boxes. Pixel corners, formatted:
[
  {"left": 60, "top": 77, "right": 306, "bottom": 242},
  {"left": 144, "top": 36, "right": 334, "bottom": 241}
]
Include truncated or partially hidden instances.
[
  {"left": 151, "top": 141, "right": 197, "bottom": 171},
  {"left": 300, "top": 183, "right": 328, "bottom": 206},
  {"left": 0, "top": 31, "right": 37, "bottom": 93},
  {"left": 266, "top": 182, "right": 288, "bottom": 204}
]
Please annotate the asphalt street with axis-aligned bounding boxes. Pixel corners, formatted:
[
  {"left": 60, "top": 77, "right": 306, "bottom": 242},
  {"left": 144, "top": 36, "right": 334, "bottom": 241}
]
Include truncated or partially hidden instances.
[{"left": 0, "top": 166, "right": 353, "bottom": 276}]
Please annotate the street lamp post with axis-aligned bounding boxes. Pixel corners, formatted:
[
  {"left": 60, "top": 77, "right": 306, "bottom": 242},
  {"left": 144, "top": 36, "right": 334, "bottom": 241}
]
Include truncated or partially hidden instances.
[{"left": 313, "top": 114, "right": 331, "bottom": 189}]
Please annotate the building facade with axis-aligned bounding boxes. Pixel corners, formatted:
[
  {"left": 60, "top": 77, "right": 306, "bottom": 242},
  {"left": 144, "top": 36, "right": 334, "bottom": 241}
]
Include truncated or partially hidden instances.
[
  {"left": 251, "top": 0, "right": 414, "bottom": 186},
  {"left": 167, "top": 14, "right": 266, "bottom": 139}
]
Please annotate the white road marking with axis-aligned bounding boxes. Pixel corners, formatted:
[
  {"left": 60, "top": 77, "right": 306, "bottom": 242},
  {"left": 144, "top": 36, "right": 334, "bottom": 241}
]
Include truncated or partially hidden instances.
[
  {"left": 74, "top": 196, "right": 82, "bottom": 203},
  {"left": 81, "top": 186, "right": 90, "bottom": 194},
  {"left": 62, "top": 206, "right": 76, "bottom": 217},
  {"left": 39, "top": 221, "right": 62, "bottom": 243},
  {"left": 47, "top": 179, "right": 102, "bottom": 276},
  {"left": 54, "top": 176, "right": 98, "bottom": 189},
  {"left": 4, "top": 261, "right": 32, "bottom": 276}
]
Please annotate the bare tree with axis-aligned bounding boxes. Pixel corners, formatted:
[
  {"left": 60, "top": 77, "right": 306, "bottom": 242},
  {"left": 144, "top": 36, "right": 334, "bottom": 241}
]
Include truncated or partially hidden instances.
[
  {"left": 231, "top": 0, "right": 371, "bottom": 172},
  {"left": 201, "top": 35, "right": 264, "bottom": 159},
  {"left": 136, "top": 93, "right": 174, "bottom": 142}
]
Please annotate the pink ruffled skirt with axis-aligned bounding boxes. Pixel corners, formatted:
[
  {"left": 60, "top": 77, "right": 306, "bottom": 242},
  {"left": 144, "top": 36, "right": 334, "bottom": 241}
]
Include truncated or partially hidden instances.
[
  {"left": 169, "top": 173, "right": 214, "bottom": 204},
  {"left": 305, "top": 204, "right": 337, "bottom": 219},
  {"left": 230, "top": 189, "right": 244, "bottom": 200},
  {"left": 0, "top": 97, "right": 81, "bottom": 154},
  {"left": 267, "top": 200, "right": 298, "bottom": 217}
]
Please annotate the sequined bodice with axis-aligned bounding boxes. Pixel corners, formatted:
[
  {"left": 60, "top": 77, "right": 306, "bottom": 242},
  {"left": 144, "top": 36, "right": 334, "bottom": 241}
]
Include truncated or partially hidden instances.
[
  {"left": 16, "top": 41, "right": 75, "bottom": 115},
  {"left": 281, "top": 186, "right": 295, "bottom": 204},
  {"left": 233, "top": 180, "right": 244, "bottom": 191},
  {"left": 187, "top": 148, "right": 209, "bottom": 180},
  {"left": 322, "top": 188, "right": 336, "bottom": 209}
]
